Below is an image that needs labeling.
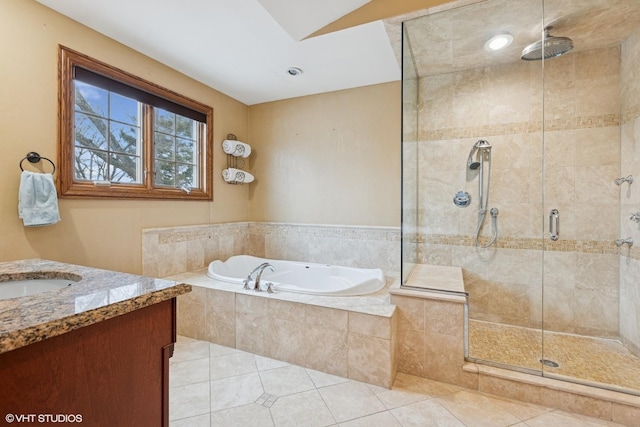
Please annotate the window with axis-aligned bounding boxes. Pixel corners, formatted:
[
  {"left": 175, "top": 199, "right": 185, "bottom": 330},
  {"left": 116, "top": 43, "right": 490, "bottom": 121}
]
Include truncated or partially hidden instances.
[{"left": 58, "top": 46, "right": 213, "bottom": 200}]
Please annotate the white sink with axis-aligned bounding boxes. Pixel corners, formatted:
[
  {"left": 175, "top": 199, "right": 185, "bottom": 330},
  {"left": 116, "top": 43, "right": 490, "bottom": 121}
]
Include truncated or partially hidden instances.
[{"left": 0, "top": 279, "right": 76, "bottom": 300}]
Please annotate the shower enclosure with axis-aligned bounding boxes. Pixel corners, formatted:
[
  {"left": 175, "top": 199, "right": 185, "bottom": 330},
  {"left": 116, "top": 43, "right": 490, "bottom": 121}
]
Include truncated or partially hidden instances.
[{"left": 401, "top": 0, "right": 640, "bottom": 396}]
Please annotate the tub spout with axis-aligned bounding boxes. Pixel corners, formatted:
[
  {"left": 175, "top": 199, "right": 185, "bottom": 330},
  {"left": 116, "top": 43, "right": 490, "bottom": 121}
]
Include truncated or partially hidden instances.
[
  {"left": 245, "top": 262, "right": 274, "bottom": 291},
  {"left": 254, "top": 264, "right": 275, "bottom": 292}
]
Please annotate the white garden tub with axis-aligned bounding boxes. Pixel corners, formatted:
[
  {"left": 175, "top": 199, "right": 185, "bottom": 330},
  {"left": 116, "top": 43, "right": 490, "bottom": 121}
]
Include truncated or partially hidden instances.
[{"left": 206, "top": 255, "right": 385, "bottom": 296}]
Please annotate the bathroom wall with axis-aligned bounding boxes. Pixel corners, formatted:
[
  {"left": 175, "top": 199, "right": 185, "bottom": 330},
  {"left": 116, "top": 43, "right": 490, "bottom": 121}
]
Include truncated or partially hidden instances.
[
  {"left": 417, "top": 46, "right": 621, "bottom": 338},
  {"left": 620, "top": 27, "right": 640, "bottom": 356},
  {"left": 247, "top": 83, "right": 401, "bottom": 227},
  {"left": 1, "top": 0, "right": 404, "bottom": 275},
  {"left": 0, "top": 0, "right": 250, "bottom": 273}
]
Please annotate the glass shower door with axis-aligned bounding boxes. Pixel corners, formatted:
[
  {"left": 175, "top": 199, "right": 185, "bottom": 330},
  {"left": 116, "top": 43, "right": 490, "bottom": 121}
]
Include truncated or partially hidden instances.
[{"left": 540, "top": 0, "right": 640, "bottom": 395}]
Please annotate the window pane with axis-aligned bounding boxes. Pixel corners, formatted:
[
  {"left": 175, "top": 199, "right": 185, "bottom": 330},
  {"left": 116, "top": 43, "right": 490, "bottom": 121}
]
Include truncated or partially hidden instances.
[
  {"left": 109, "top": 154, "right": 140, "bottom": 183},
  {"left": 75, "top": 81, "right": 108, "bottom": 117},
  {"left": 155, "top": 109, "right": 175, "bottom": 134},
  {"left": 74, "top": 147, "right": 107, "bottom": 181},
  {"left": 155, "top": 133, "right": 175, "bottom": 161},
  {"left": 109, "top": 93, "right": 139, "bottom": 126},
  {"left": 75, "top": 113, "right": 107, "bottom": 150},
  {"left": 109, "top": 122, "right": 140, "bottom": 155},
  {"left": 155, "top": 160, "right": 175, "bottom": 186},
  {"left": 177, "top": 164, "right": 195, "bottom": 187},
  {"left": 176, "top": 137, "right": 196, "bottom": 163},
  {"left": 176, "top": 115, "right": 196, "bottom": 139}
]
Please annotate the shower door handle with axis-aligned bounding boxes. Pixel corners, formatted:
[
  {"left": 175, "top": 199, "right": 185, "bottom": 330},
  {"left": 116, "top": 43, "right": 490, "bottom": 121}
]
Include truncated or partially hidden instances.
[{"left": 549, "top": 209, "right": 559, "bottom": 241}]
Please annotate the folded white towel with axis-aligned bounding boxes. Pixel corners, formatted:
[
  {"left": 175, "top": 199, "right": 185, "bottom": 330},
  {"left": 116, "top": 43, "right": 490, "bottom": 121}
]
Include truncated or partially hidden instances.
[
  {"left": 222, "top": 168, "right": 254, "bottom": 184},
  {"left": 222, "top": 140, "right": 251, "bottom": 158},
  {"left": 18, "top": 171, "right": 61, "bottom": 227}
]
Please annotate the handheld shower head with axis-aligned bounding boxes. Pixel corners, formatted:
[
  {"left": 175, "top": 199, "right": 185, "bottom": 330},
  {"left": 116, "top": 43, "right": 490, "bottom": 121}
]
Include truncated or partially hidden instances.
[
  {"left": 468, "top": 158, "right": 481, "bottom": 170},
  {"left": 467, "top": 140, "right": 491, "bottom": 170}
]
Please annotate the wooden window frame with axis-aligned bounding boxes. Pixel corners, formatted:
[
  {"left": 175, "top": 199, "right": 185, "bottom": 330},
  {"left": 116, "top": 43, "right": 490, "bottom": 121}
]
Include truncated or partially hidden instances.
[{"left": 58, "top": 46, "right": 214, "bottom": 200}]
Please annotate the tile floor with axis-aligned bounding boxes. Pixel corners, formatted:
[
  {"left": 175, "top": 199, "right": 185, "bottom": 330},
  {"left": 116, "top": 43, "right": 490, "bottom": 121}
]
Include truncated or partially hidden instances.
[
  {"left": 469, "top": 320, "right": 640, "bottom": 394},
  {"left": 169, "top": 336, "right": 626, "bottom": 426}
]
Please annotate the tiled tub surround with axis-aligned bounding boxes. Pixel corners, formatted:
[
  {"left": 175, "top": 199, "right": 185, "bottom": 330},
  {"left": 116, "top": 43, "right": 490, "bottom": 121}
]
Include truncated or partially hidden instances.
[
  {"left": 0, "top": 259, "right": 191, "bottom": 353},
  {"left": 392, "top": 265, "right": 640, "bottom": 426},
  {"left": 142, "top": 222, "right": 400, "bottom": 279},
  {"left": 165, "top": 270, "right": 398, "bottom": 388}
]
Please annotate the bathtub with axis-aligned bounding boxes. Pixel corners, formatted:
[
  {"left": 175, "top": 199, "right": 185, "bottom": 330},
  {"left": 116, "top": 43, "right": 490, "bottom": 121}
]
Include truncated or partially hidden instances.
[{"left": 206, "top": 255, "right": 385, "bottom": 296}]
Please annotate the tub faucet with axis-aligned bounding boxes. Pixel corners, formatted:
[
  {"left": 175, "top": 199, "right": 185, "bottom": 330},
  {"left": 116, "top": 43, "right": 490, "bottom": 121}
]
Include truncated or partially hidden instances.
[
  {"left": 254, "top": 264, "right": 275, "bottom": 292},
  {"left": 243, "top": 262, "right": 274, "bottom": 291}
]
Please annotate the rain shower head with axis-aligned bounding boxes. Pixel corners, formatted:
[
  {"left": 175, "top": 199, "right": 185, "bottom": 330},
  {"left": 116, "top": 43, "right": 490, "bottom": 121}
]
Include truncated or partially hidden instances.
[
  {"left": 467, "top": 140, "right": 491, "bottom": 170},
  {"left": 521, "top": 27, "right": 573, "bottom": 61}
]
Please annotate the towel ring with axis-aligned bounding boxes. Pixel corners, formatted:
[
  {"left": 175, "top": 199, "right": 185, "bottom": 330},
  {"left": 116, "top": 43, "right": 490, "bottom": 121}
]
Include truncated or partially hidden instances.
[{"left": 19, "top": 152, "right": 56, "bottom": 175}]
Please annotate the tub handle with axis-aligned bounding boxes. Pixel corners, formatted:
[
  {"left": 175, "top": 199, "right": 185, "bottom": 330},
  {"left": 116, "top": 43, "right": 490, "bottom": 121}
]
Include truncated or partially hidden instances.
[
  {"left": 265, "top": 282, "right": 274, "bottom": 294},
  {"left": 549, "top": 209, "right": 559, "bottom": 241}
]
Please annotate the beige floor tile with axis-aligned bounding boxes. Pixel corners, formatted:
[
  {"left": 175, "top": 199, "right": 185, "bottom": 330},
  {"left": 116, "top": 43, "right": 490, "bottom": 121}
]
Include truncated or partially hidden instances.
[
  {"left": 435, "top": 391, "right": 525, "bottom": 427},
  {"left": 210, "top": 403, "right": 275, "bottom": 427},
  {"left": 369, "top": 372, "right": 463, "bottom": 410},
  {"left": 338, "top": 411, "right": 402, "bottom": 427},
  {"left": 170, "top": 358, "right": 210, "bottom": 388},
  {"left": 210, "top": 351, "right": 258, "bottom": 380},
  {"left": 259, "top": 365, "right": 316, "bottom": 397},
  {"left": 371, "top": 383, "right": 429, "bottom": 410},
  {"left": 169, "top": 413, "right": 211, "bottom": 427},
  {"left": 390, "top": 399, "right": 465, "bottom": 426},
  {"left": 306, "top": 368, "right": 351, "bottom": 388},
  {"left": 169, "top": 381, "right": 211, "bottom": 421},
  {"left": 318, "top": 381, "right": 386, "bottom": 423},
  {"left": 525, "top": 410, "right": 624, "bottom": 426},
  {"left": 269, "top": 389, "right": 336, "bottom": 427},
  {"left": 210, "top": 372, "right": 264, "bottom": 412},
  {"left": 170, "top": 336, "right": 630, "bottom": 427},
  {"left": 171, "top": 339, "right": 210, "bottom": 364},
  {"left": 255, "top": 354, "right": 291, "bottom": 371},
  {"left": 210, "top": 342, "right": 240, "bottom": 357},
  {"left": 339, "top": 411, "right": 402, "bottom": 427}
]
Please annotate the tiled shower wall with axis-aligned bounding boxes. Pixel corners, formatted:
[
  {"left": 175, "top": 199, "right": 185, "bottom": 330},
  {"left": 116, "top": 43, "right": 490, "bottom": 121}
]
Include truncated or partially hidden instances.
[
  {"left": 416, "top": 46, "right": 622, "bottom": 338},
  {"left": 620, "top": 28, "right": 640, "bottom": 357},
  {"left": 142, "top": 222, "right": 400, "bottom": 278}
]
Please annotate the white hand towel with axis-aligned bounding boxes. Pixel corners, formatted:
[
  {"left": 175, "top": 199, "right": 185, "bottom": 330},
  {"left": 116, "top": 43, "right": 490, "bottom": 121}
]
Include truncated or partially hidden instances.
[
  {"left": 18, "top": 171, "right": 61, "bottom": 227},
  {"left": 222, "top": 168, "right": 254, "bottom": 184},
  {"left": 222, "top": 140, "right": 252, "bottom": 158}
]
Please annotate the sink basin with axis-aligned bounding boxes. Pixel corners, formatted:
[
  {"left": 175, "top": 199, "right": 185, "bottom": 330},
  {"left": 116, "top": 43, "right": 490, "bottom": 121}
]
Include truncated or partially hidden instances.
[{"left": 0, "top": 275, "right": 80, "bottom": 300}]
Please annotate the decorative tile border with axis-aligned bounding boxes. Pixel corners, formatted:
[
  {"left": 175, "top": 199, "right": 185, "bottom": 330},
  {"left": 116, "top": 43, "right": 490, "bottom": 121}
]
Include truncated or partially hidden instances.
[
  {"left": 415, "top": 233, "right": 624, "bottom": 256},
  {"left": 418, "top": 113, "right": 620, "bottom": 141},
  {"left": 622, "top": 104, "right": 640, "bottom": 124}
]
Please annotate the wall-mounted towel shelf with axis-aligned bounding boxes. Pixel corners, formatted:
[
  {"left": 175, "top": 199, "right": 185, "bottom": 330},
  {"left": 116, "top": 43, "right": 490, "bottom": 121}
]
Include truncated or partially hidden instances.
[
  {"left": 222, "top": 134, "right": 254, "bottom": 184},
  {"left": 19, "top": 152, "right": 56, "bottom": 174}
]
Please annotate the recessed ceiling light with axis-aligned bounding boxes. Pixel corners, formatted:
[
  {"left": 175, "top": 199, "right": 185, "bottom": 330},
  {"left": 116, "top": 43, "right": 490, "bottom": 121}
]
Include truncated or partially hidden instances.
[
  {"left": 484, "top": 33, "right": 513, "bottom": 52},
  {"left": 286, "top": 67, "right": 303, "bottom": 76}
]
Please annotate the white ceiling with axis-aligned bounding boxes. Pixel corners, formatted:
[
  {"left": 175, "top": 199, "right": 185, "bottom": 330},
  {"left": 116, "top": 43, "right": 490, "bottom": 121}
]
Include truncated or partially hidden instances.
[
  {"left": 256, "top": 0, "right": 371, "bottom": 41},
  {"left": 35, "top": 0, "right": 401, "bottom": 105}
]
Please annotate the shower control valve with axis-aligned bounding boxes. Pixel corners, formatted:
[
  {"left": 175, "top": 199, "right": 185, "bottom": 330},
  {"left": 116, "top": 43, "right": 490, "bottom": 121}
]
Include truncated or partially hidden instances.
[
  {"left": 630, "top": 212, "right": 640, "bottom": 223},
  {"left": 453, "top": 191, "right": 471, "bottom": 208}
]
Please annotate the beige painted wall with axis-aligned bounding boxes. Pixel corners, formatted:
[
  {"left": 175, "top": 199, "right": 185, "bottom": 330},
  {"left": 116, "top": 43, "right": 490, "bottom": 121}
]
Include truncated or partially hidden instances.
[
  {"left": 247, "top": 83, "right": 401, "bottom": 226},
  {"left": 0, "top": 0, "right": 249, "bottom": 273}
]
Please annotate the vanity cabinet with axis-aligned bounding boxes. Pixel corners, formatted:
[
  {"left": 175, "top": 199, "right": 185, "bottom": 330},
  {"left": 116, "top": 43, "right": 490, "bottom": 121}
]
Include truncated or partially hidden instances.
[{"left": 0, "top": 298, "right": 176, "bottom": 427}]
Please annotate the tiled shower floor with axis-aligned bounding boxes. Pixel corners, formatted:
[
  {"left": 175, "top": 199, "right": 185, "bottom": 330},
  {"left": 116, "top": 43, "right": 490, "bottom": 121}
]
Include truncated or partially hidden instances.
[
  {"left": 169, "top": 335, "right": 626, "bottom": 426},
  {"left": 469, "top": 320, "right": 640, "bottom": 395}
]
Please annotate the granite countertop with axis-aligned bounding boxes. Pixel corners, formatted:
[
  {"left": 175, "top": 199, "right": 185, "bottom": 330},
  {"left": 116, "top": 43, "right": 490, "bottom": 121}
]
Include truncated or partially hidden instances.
[{"left": 0, "top": 259, "right": 191, "bottom": 354}]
